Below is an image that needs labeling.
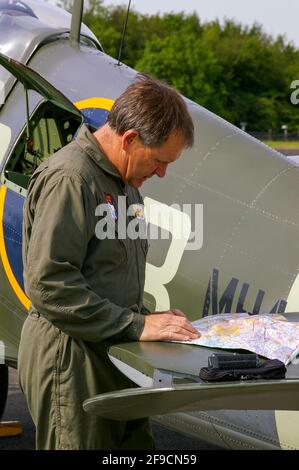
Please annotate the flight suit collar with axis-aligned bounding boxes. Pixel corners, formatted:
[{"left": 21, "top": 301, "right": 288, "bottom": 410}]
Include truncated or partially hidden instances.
[{"left": 76, "top": 124, "right": 125, "bottom": 186}]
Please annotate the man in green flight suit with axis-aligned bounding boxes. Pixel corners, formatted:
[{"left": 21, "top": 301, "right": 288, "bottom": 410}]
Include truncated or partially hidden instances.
[{"left": 18, "top": 74, "right": 199, "bottom": 449}]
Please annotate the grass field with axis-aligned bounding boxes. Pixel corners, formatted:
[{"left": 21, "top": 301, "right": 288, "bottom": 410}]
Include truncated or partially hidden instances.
[{"left": 262, "top": 140, "right": 299, "bottom": 149}]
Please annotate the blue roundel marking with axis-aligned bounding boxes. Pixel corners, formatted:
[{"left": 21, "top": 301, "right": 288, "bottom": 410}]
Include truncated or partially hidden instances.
[
  {"left": 3, "top": 188, "right": 25, "bottom": 290},
  {"left": 81, "top": 108, "right": 110, "bottom": 128}
]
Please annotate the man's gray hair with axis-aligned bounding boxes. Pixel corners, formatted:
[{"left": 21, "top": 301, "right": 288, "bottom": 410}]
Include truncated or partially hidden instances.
[{"left": 107, "top": 73, "right": 194, "bottom": 148}]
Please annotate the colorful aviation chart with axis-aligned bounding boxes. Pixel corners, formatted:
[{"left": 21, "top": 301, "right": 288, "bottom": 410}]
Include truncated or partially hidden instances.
[{"left": 174, "top": 313, "right": 299, "bottom": 365}]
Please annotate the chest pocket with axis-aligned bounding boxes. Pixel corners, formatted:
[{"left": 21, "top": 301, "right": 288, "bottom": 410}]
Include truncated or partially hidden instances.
[
  {"left": 94, "top": 214, "right": 128, "bottom": 268},
  {"left": 115, "top": 224, "right": 129, "bottom": 263},
  {"left": 109, "top": 218, "right": 129, "bottom": 264},
  {"left": 140, "top": 238, "right": 149, "bottom": 258}
]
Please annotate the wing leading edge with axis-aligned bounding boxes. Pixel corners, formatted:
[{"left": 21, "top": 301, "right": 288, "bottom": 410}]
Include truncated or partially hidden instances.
[{"left": 83, "top": 379, "right": 299, "bottom": 420}]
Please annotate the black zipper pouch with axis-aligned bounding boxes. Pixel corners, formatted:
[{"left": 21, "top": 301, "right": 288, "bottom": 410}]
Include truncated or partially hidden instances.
[{"left": 199, "top": 359, "right": 286, "bottom": 382}]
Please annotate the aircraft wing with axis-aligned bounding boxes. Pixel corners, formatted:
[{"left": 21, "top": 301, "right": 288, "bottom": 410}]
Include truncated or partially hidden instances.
[
  {"left": 83, "top": 337, "right": 299, "bottom": 420},
  {"left": 83, "top": 378, "right": 299, "bottom": 420}
]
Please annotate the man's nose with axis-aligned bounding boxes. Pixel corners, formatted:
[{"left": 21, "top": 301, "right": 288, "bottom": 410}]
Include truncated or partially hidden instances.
[{"left": 155, "top": 165, "right": 167, "bottom": 178}]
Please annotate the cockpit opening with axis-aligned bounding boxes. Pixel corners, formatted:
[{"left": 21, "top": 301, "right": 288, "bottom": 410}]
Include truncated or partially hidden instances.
[{"left": 4, "top": 100, "right": 82, "bottom": 189}]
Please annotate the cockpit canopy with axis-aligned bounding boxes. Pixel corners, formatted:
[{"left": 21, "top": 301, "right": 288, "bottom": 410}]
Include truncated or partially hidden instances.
[
  {"left": 0, "top": 0, "right": 37, "bottom": 17},
  {"left": 0, "top": 0, "right": 101, "bottom": 104}
]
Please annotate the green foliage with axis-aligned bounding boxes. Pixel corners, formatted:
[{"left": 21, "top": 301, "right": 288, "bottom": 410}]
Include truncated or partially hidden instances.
[
  {"left": 135, "top": 34, "right": 228, "bottom": 119},
  {"left": 57, "top": 0, "right": 299, "bottom": 132}
]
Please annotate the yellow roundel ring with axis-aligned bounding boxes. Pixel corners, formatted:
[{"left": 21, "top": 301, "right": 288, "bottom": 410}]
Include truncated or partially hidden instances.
[
  {"left": 0, "top": 186, "right": 31, "bottom": 310},
  {"left": 74, "top": 97, "right": 114, "bottom": 112}
]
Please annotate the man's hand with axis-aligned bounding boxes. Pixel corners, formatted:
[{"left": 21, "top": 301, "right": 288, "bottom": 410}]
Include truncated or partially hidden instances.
[{"left": 139, "top": 309, "right": 200, "bottom": 341}]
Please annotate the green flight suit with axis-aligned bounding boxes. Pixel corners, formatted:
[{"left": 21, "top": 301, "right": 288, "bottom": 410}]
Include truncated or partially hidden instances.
[{"left": 18, "top": 124, "right": 154, "bottom": 450}]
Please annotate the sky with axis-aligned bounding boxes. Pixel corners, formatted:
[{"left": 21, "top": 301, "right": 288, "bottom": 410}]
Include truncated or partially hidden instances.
[{"left": 101, "top": 0, "right": 299, "bottom": 48}]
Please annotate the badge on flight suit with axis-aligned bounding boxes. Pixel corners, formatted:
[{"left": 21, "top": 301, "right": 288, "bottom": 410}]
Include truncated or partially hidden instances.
[
  {"left": 131, "top": 203, "right": 145, "bottom": 220},
  {"left": 104, "top": 193, "right": 118, "bottom": 221}
]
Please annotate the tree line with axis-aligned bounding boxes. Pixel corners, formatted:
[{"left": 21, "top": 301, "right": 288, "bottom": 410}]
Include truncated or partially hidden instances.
[{"left": 58, "top": 0, "right": 299, "bottom": 133}]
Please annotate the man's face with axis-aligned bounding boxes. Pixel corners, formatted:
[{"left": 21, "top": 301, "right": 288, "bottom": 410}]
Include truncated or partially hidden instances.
[{"left": 122, "top": 131, "right": 186, "bottom": 188}]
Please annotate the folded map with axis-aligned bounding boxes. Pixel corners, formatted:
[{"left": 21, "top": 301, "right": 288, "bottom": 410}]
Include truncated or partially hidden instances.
[{"left": 174, "top": 313, "right": 299, "bottom": 365}]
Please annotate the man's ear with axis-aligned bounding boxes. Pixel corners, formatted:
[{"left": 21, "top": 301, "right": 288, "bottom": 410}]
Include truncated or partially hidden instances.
[{"left": 121, "top": 130, "right": 139, "bottom": 151}]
